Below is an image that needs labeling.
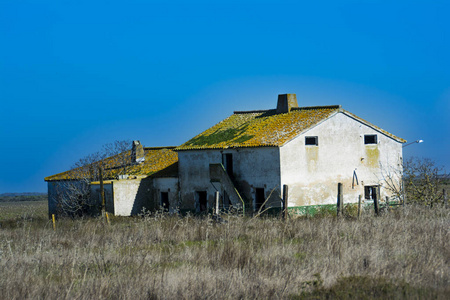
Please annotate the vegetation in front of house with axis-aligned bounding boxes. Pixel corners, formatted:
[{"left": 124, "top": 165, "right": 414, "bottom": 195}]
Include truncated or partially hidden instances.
[{"left": 0, "top": 202, "right": 448, "bottom": 299}]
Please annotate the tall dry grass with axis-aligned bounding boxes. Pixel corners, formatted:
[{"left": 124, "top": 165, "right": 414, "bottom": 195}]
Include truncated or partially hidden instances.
[{"left": 0, "top": 205, "right": 448, "bottom": 299}]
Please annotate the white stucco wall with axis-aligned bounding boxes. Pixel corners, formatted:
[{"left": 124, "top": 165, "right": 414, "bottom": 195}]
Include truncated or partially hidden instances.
[
  {"left": 280, "top": 111, "right": 403, "bottom": 207},
  {"left": 112, "top": 178, "right": 152, "bottom": 216},
  {"left": 153, "top": 177, "right": 179, "bottom": 212},
  {"left": 178, "top": 147, "right": 281, "bottom": 211},
  {"left": 232, "top": 147, "right": 282, "bottom": 209},
  {"left": 178, "top": 150, "right": 225, "bottom": 211}
]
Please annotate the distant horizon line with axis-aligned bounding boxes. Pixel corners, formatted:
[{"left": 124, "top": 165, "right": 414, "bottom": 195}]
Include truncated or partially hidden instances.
[{"left": 0, "top": 192, "right": 47, "bottom": 196}]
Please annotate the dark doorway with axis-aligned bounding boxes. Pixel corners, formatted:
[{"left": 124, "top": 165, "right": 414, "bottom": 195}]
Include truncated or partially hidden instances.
[
  {"left": 223, "top": 190, "right": 231, "bottom": 210},
  {"left": 161, "top": 192, "right": 169, "bottom": 211},
  {"left": 364, "top": 186, "right": 379, "bottom": 201},
  {"left": 197, "top": 191, "right": 207, "bottom": 212},
  {"left": 222, "top": 153, "right": 233, "bottom": 178},
  {"left": 255, "top": 188, "right": 265, "bottom": 211}
]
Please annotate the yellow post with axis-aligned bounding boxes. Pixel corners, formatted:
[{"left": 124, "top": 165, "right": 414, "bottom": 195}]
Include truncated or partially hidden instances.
[
  {"left": 105, "top": 212, "right": 110, "bottom": 225},
  {"left": 52, "top": 214, "right": 56, "bottom": 231}
]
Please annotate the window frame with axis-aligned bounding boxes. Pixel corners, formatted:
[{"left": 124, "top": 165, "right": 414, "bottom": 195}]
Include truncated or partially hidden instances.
[
  {"left": 305, "top": 136, "right": 319, "bottom": 146},
  {"left": 364, "top": 134, "right": 377, "bottom": 145}
]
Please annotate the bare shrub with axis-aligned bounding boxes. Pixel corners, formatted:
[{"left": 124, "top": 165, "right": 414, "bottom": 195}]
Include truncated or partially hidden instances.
[
  {"left": 379, "top": 157, "right": 448, "bottom": 207},
  {"left": 404, "top": 157, "right": 448, "bottom": 207},
  {"left": 54, "top": 140, "right": 131, "bottom": 216}
]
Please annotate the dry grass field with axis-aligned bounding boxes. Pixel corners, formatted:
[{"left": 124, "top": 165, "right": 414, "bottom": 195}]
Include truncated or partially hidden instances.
[{"left": 0, "top": 201, "right": 448, "bottom": 299}]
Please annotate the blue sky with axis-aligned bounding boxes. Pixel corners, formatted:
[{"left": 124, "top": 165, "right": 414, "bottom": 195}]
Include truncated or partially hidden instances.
[{"left": 0, "top": 0, "right": 448, "bottom": 193}]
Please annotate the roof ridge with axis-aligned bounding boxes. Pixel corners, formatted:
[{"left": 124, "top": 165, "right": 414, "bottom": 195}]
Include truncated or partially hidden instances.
[
  {"left": 292, "top": 105, "right": 341, "bottom": 110},
  {"left": 143, "top": 146, "right": 177, "bottom": 150},
  {"left": 233, "top": 109, "right": 273, "bottom": 114},
  {"left": 233, "top": 105, "right": 341, "bottom": 115}
]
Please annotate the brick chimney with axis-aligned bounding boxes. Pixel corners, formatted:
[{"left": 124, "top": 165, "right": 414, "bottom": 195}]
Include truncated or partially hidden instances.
[
  {"left": 131, "top": 140, "right": 145, "bottom": 163},
  {"left": 276, "top": 94, "right": 298, "bottom": 114}
]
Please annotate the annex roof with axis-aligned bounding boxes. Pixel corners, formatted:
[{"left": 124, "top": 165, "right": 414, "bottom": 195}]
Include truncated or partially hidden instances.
[
  {"left": 176, "top": 106, "right": 405, "bottom": 151},
  {"left": 45, "top": 147, "right": 178, "bottom": 181}
]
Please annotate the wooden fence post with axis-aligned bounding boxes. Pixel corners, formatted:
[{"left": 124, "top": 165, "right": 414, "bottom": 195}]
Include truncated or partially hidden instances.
[
  {"left": 374, "top": 187, "right": 380, "bottom": 216},
  {"left": 357, "top": 195, "right": 362, "bottom": 219},
  {"left": 282, "top": 185, "right": 288, "bottom": 220},
  {"left": 215, "top": 191, "right": 220, "bottom": 215},
  {"left": 444, "top": 189, "right": 447, "bottom": 209},
  {"left": 385, "top": 196, "right": 390, "bottom": 212},
  {"left": 337, "top": 183, "right": 343, "bottom": 216}
]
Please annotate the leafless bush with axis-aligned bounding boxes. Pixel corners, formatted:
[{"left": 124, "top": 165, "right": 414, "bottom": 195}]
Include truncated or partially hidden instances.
[
  {"left": 404, "top": 157, "right": 448, "bottom": 207},
  {"left": 379, "top": 157, "right": 448, "bottom": 207},
  {"left": 54, "top": 140, "right": 131, "bottom": 216},
  {"left": 0, "top": 205, "right": 448, "bottom": 299},
  {"left": 379, "top": 159, "right": 404, "bottom": 203}
]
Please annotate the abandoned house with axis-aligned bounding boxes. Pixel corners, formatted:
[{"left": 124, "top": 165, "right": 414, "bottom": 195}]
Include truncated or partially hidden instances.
[{"left": 45, "top": 94, "right": 406, "bottom": 216}]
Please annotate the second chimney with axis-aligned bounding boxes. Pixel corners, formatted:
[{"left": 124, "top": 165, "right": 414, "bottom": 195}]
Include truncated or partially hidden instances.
[
  {"left": 276, "top": 94, "right": 298, "bottom": 114},
  {"left": 131, "top": 140, "right": 145, "bottom": 163}
]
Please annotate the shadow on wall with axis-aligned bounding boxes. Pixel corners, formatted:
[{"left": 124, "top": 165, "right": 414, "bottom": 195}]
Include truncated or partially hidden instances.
[{"left": 130, "top": 177, "right": 154, "bottom": 215}]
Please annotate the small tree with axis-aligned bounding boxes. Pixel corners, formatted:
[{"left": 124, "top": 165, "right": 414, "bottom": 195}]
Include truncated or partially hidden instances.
[
  {"left": 55, "top": 140, "right": 133, "bottom": 216},
  {"left": 404, "top": 157, "right": 448, "bottom": 207},
  {"left": 379, "top": 157, "right": 448, "bottom": 208}
]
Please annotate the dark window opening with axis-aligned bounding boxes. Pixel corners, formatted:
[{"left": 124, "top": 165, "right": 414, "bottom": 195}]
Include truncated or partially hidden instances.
[
  {"left": 197, "top": 191, "right": 207, "bottom": 212},
  {"left": 161, "top": 192, "right": 169, "bottom": 211},
  {"left": 222, "top": 153, "right": 233, "bottom": 177},
  {"left": 305, "top": 136, "right": 318, "bottom": 146},
  {"left": 255, "top": 188, "right": 265, "bottom": 211},
  {"left": 364, "top": 186, "right": 379, "bottom": 201},
  {"left": 364, "top": 135, "right": 377, "bottom": 144}
]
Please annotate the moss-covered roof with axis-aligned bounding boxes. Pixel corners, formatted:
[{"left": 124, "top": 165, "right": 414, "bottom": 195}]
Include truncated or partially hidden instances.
[
  {"left": 176, "top": 106, "right": 341, "bottom": 150},
  {"left": 45, "top": 147, "right": 178, "bottom": 181},
  {"left": 176, "top": 106, "right": 405, "bottom": 151}
]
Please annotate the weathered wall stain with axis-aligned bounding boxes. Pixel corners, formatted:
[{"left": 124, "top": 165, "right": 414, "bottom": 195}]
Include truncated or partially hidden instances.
[
  {"left": 365, "top": 146, "right": 380, "bottom": 168},
  {"left": 306, "top": 146, "right": 319, "bottom": 173}
]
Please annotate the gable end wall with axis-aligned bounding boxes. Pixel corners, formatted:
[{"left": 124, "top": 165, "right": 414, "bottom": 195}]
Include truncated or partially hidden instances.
[{"left": 280, "top": 112, "right": 403, "bottom": 207}]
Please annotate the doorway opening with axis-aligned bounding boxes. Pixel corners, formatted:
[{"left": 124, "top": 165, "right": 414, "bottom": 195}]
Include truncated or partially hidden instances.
[
  {"left": 161, "top": 192, "right": 169, "bottom": 212},
  {"left": 364, "top": 186, "right": 379, "bottom": 201},
  {"left": 255, "top": 188, "right": 265, "bottom": 212},
  {"left": 223, "top": 190, "right": 231, "bottom": 209},
  {"left": 222, "top": 153, "right": 233, "bottom": 178},
  {"left": 196, "top": 191, "right": 207, "bottom": 213}
]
